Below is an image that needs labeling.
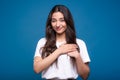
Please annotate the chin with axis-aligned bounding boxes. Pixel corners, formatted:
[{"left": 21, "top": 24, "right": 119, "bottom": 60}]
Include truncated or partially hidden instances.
[{"left": 56, "top": 32, "right": 65, "bottom": 35}]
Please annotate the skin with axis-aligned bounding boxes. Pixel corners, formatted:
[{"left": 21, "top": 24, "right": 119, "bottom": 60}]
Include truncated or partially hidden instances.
[{"left": 34, "top": 12, "right": 90, "bottom": 80}]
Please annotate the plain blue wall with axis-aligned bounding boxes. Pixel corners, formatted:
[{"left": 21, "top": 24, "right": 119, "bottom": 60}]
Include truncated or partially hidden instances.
[{"left": 0, "top": 0, "right": 120, "bottom": 80}]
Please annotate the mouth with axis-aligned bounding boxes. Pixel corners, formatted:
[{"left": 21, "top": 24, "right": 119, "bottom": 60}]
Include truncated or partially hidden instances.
[{"left": 55, "top": 26, "right": 62, "bottom": 31}]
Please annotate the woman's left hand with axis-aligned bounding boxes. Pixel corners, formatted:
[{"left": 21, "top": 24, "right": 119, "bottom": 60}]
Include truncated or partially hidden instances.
[{"left": 67, "top": 50, "right": 80, "bottom": 59}]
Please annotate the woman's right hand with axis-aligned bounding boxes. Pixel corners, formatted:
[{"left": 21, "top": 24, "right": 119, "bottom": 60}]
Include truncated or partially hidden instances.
[{"left": 56, "top": 44, "right": 78, "bottom": 55}]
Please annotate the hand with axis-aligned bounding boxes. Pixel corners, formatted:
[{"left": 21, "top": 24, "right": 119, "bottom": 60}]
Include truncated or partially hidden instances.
[
  {"left": 67, "top": 50, "right": 80, "bottom": 59},
  {"left": 56, "top": 44, "right": 78, "bottom": 55}
]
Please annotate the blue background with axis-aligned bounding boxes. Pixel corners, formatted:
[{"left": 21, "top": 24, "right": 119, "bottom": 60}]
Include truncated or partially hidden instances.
[{"left": 0, "top": 0, "right": 120, "bottom": 80}]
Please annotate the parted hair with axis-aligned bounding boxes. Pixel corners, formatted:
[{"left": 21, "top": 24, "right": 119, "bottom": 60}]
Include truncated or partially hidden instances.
[{"left": 41, "top": 5, "right": 79, "bottom": 59}]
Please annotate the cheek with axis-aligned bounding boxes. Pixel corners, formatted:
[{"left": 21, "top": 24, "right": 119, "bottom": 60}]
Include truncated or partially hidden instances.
[
  {"left": 51, "top": 24, "right": 56, "bottom": 30},
  {"left": 51, "top": 22, "right": 55, "bottom": 27},
  {"left": 63, "top": 23, "right": 66, "bottom": 26},
  {"left": 63, "top": 23, "right": 67, "bottom": 29}
]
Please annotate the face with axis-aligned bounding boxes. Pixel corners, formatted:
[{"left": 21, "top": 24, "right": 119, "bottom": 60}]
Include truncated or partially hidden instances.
[{"left": 51, "top": 12, "right": 67, "bottom": 35}]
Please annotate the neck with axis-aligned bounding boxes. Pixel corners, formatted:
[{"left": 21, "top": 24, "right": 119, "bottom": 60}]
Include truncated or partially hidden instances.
[{"left": 56, "top": 33, "right": 66, "bottom": 42}]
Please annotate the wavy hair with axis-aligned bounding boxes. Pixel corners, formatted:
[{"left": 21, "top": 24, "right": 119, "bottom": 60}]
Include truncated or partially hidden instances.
[{"left": 41, "top": 5, "right": 79, "bottom": 60}]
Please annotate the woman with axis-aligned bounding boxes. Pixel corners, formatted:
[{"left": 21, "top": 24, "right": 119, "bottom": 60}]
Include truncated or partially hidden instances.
[{"left": 34, "top": 5, "right": 90, "bottom": 80}]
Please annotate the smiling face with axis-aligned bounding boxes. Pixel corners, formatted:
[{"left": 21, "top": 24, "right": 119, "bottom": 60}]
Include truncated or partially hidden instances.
[{"left": 51, "top": 12, "right": 67, "bottom": 35}]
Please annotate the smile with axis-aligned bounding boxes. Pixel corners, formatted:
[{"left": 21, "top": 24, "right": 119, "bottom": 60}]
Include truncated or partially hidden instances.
[{"left": 55, "top": 26, "right": 62, "bottom": 31}]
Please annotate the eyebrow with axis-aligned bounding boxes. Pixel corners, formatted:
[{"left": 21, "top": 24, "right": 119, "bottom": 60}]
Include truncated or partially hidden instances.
[
  {"left": 59, "top": 18, "right": 64, "bottom": 20},
  {"left": 51, "top": 17, "right": 64, "bottom": 20}
]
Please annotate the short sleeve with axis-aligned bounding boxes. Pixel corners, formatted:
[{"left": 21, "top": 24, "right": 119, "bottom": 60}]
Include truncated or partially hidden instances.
[
  {"left": 34, "top": 38, "right": 46, "bottom": 58},
  {"left": 76, "top": 39, "right": 91, "bottom": 63}
]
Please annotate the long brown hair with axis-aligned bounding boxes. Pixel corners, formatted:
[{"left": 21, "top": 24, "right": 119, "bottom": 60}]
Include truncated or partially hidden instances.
[{"left": 41, "top": 5, "right": 79, "bottom": 59}]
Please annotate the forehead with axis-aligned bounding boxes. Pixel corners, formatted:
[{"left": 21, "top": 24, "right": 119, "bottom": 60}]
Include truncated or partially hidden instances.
[{"left": 52, "top": 12, "right": 64, "bottom": 19}]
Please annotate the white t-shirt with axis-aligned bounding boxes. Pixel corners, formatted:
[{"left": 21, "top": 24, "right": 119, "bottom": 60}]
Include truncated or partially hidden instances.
[{"left": 34, "top": 38, "right": 90, "bottom": 79}]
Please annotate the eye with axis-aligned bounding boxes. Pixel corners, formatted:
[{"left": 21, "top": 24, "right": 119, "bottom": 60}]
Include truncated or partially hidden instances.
[
  {"left": 60, "top": 19, "right": 65, "bottom": 22},
  {"left": 51, "top": 19, "right": 56, "bottom": 23}
]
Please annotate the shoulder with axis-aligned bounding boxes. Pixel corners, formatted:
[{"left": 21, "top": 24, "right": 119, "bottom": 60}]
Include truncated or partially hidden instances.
[
  {"left": 76, "top": 38, "right": 87, "bottom": 47},
  {"left": 76, "top": 38, "right": 86, "bottom": 45},
  {"left": 38, "top": 37, "right": 46, "bottom": 42},
  {"left": 37, "top": 37, "right": 46, "bottom": 45}
]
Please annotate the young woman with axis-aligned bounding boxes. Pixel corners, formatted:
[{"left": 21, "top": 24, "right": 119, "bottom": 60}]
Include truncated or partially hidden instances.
[{"left": 33, "top": 5, "right": 91, "bottom": 80}]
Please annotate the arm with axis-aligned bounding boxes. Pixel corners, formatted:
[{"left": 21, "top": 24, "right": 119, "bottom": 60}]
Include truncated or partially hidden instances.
[
  {"left": 68, "top": 51, "right": 90, "bottom": 80},
  {"left": 75, "top": 53, "right": 90, "bottom": 80},
  {"left": 34, "top": 50, "right": 60, "bottom": 73},
  {"left": 34, "top": 44, "right": 78, "bottom": 73}
]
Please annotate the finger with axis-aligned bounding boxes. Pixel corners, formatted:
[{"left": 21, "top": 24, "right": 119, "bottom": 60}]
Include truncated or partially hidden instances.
[
  {"left": 68, "top": 48, "right": 77, "bottom": 52},
  {"left": 69, "top": 44, "right": 78, "bottom": 48}
]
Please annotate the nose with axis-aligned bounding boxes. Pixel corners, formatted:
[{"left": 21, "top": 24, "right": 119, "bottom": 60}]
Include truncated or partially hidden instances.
[{"left": 56, "top": 21, "right": 60, "bottom": 27}]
